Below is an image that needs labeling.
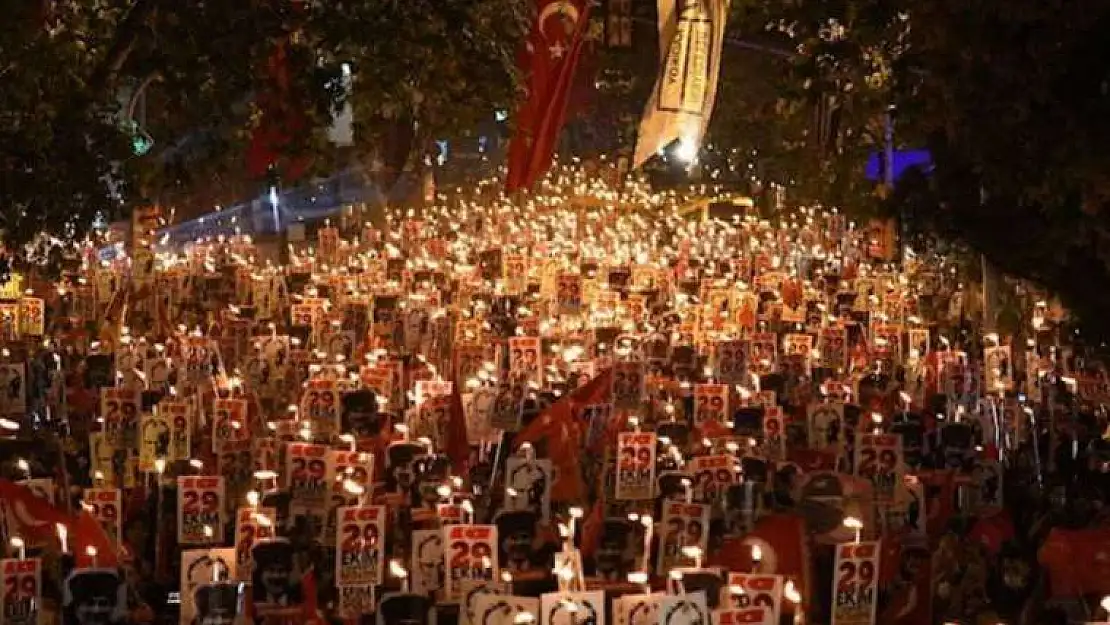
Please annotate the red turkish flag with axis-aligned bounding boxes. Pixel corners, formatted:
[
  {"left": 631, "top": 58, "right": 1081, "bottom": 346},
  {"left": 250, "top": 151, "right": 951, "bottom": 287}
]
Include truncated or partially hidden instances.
[
  {"left": 0, "top": 479, "right": 118, "bottom": 568},
  {"left": 1039, "top": 526, "right": 1110, "bottom": 597},
  {"left": 505, "top": 0, "right": 594, "bottom": 192}
]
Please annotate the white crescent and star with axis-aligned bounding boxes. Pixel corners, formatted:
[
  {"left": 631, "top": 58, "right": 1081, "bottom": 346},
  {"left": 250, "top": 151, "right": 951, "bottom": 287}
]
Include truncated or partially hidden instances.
[{"left": 538, "top": 1, "right": 582, "bottom": 59}]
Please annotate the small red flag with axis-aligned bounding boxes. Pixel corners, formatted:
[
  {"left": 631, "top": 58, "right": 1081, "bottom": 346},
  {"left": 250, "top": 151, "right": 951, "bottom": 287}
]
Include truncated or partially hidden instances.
[
  {"left": 514, "top": 368, "right": 612, "bottom": 501},
  {"left": 505, "top": 0, "right": 594, "bottom": 192}
]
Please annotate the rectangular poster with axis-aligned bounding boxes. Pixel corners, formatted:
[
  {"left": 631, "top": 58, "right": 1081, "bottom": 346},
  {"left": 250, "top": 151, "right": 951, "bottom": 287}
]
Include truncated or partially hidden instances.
[
  {"left": 286, "top": 442, "right": 333, "bottom": 510},
  {"left": 615, "top": 432, "right": 657, "bottom": 501},
  {"left": 0, "top": 558, "right": 41, "bottom": 625},
  {"left": 335, "top": 505, "right": 387, "bottom": 587},
  {"left": 234, "top": 507, "right": 276, "bottom": 581},
  {"left": 177, "top": 476, "right": 225, "bottom": 545},
  {"left": 443, "top": 524, "right": 498, "bottom": 602},
  {"left": 725, "top": 573, "right": 783, "bottom": 624},
  {"left": 830, "top": 541, "right": 880, "bottom": 625},
  {"left": 854, "top": 434, "right": 903, "bottom": 505},
  {"left": 83, "top": 488, "right": 123, "bottom": 546},
  {"left": 693, "top": 384, "right": 729, "bottom": 427},
  {"left": 656, "top": 502, "right": 709, "bottom": 575}
]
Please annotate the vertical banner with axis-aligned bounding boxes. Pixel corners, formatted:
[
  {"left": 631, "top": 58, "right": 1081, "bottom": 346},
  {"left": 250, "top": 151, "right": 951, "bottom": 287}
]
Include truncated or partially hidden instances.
[
  {"left": 443, "top": 525, "right": 498, "bottom": 602},
  {"left": 1, "top": 558, "right": 41, "bottom": 625},
  {"left": 830, "top": 541, "right": 880, "bottom": 625},
  {"left": 616, "top": 432, "right": 657, "bottom": 501},
  {"left": 335, "top": 505, "right": 387, "bottom": 587},
  {"left": 633, "top": 0, "right": 731, "bottom": 167},
  {"left": 235, "top": 507, "right": 276, "bottom": 581},
  {"left": 84, "top": 488, "right": 123, "bottom": 546},
  {"left": 177, "top": 476, "right": 225, "bottom": 545}
]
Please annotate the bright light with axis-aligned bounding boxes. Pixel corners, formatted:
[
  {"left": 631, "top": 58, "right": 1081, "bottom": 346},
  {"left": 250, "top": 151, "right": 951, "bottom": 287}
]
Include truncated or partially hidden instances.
[{"left": 674, "top": 136, "right": 699, "bottom": 163}]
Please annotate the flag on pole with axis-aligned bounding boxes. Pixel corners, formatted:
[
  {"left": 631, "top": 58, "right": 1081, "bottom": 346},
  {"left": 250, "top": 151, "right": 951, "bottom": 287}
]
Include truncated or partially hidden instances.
[
  {"left": 505, "top": 0, "right": 594, "bottom": 192},
  {"left": 632, "top": 0, "right": 731, "bottom": 168}
]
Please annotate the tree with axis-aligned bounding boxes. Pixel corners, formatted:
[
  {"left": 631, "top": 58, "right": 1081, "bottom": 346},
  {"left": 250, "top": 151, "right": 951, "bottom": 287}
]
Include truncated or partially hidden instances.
[
  {"left": 707, "top": 0, "right": 1110, "bottom": 340},
  {"left": 0, "top": 0, "right": 527, "bottom": 270}
]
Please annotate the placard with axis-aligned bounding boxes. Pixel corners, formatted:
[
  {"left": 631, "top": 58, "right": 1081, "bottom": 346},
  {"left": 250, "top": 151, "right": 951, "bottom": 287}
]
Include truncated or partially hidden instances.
[
  {"left": 830, "top": 541, "right": 880, "bottom": 625},
  {"left": 300, "top": 380, "right": 342, "bottom": 429},
  {"left": 285, "top": 442, "right": 333, "bottom": 510},
  {"left": 689, "top": 455, "right": 737, "bottom": 503},
  {"left": 177, "top": 476, "right": 225, "bottom": 545},
  {"left": 762, "top": 407, "right": 785, "bottom": 462},
  {"left": 472, "top": 594, "right": 539, "bottom": 625},
  {"left": 83, "top": 488, "right": 122, "bottom": 546},
  {"left": 508, "top": 336, "right": 543, "bottom": 387},
  {"left": 138, "top": 412, "right": 171, "bottom": 473},
  {"left": 504, "top": 458, "right": 553, "bottom": 520},
  {"left": 101, "top": 387, "right": 140, "bottom": 448},
  {"left": 234, "top": 507, "right": 276, "bottom": 581},
  {"left": 807, "top": 402, "right": 844, "bottom": 450},
  {"left": 541, "top": 590, "right": 605, "bottom": 625},
  {"left": 1, "top": 558, "right": 41, "bottom": 625},
  {"left": 161, "top": 400, "right": 192, "bottom": 461},
  {"left": 557, "top": 273, "right": 583, "bottom": 313},
  {"left": 714, "top": 341, "right": 746, "bottom": 384},
  {"left": 724, "top": 573, "right": 783, "bottom": 624},
  {"left": 338, "top": 585, "right": 376, "bottom": 619},
  {"left": 443, "top": 525, "right": 498, "bottom": 602},
  {"left": 18, "top": 297, "right": 43, "bottom": 337},
  {"left": 211, "top": 398, "right": 250, "bottom": 453},
  {"left": 179, "top": 548, "right": 236, "bottom": 625},
  {"left": 693, "top": 384, "right": 729, "bottom": 427},
  {"left": 656, "top": 502, "right": 709, "bottom": 575},
  {"left": 0, "top": 364, "right": 25, "bottom": 416},
  {"left": 614, "top": 593, "right": 663, "bottom": 625},
  {"left": 330, "top": 449, "right": 375, "bottom": 503},
  {"left": 336, "top": 505, "right": 387, "bottom": 586},
  {"left": 659, "top": 591, "right": 709, "bottom": 625},
  {"left": 613, "top": 361, "right": 645, "bottom": 411},
  {"left": 854, "top": 434, "right": 903, "bottom": 504},
  {"left": 616, "top": 432, "right": 657, "bottom": 501},
  {"left": 411, "top": 529, "right": 445, "bottom": 598}
]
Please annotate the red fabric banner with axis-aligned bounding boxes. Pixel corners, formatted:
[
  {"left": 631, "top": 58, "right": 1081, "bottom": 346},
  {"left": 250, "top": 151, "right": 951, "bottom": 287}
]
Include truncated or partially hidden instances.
[{"left": 505, "top": 0, "right": 594, "bottom": 192}]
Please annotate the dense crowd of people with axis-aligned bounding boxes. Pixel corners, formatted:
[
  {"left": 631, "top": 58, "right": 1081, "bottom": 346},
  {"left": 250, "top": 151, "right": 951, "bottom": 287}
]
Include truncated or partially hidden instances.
[{"left": 0, "top": 171, "right": 1107, "bottom": 625}]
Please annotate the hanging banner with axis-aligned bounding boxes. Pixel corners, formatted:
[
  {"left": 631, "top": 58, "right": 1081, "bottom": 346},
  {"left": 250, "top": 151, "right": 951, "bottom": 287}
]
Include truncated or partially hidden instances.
[
  {"left": 616, "top": 432, "right": 657, "bottom": 501},
  {"left": 177, "top": 476, "right": 225, "bottom": 545},
  {"left": 443, "top": 525, "right": 498, "bottom": 602},
  {"left": 633, "top": 0, "right": 731, "bottom": 167},
  {"left": 830, "top": 541, "right": 880, "bottom": 625},
  {"left": 83, "top": 488, "right": 123, "bottom": 546},
  {"left": 335, "top": 505, "right": 387, "bottom": 587},
  {"left": 1, "top": 558, "right": 41, "bottom": 625}
]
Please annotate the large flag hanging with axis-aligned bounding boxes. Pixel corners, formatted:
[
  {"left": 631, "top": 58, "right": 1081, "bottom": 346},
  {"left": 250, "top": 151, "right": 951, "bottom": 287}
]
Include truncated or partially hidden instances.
[
  {"left": 505, "top": 0, "right": 594, "bottom": 192},
  {"left": 632, "top": 0, "right": 731, "bottom": 168}
]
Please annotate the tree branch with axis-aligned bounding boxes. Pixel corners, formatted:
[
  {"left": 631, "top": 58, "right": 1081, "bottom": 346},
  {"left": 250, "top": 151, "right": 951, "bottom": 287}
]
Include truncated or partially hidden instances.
[{"left": 87, "top": 0, "right": 160, "bottom": 94}]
